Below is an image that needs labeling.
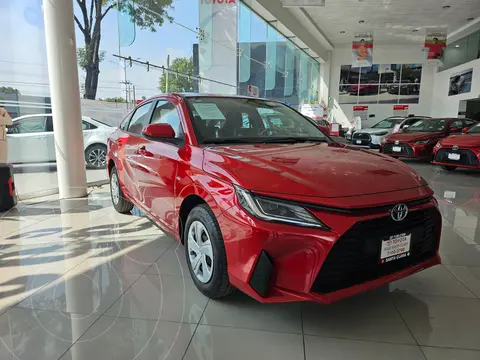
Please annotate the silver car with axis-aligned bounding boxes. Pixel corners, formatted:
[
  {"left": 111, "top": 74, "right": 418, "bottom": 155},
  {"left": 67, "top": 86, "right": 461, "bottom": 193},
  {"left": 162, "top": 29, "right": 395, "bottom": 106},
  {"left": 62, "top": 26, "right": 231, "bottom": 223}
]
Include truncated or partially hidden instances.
[{"left": 351, "top": 116, "right": 429, "bottom": 148}]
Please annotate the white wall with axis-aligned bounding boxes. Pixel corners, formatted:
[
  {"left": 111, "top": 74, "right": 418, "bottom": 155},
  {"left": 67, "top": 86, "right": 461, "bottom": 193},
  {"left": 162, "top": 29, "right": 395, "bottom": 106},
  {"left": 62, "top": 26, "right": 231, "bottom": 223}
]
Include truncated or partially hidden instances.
[
  {"left": 431, "top": 58, "right": 480, "bottom": 118},
  {"left": 329, "top": 45, "right": 437, "bottom": 128}
]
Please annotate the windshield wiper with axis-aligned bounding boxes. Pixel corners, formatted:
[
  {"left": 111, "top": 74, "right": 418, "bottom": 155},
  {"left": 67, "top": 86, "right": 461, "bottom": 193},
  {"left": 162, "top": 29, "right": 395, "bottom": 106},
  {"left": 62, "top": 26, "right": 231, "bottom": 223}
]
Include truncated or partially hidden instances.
[{"left": 261, "top": 137, "right": 328, "bottom": 144}]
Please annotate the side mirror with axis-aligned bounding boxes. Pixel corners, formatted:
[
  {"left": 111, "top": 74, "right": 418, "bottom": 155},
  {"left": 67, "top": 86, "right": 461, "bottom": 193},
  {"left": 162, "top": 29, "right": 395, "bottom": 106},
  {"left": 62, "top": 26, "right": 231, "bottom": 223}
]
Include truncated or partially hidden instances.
[
  {"left": 402, "top": 125, "right": 409, "bottom": 129},
  {"left": 142, "top": 123, "right": 175, "bottom": 139},
  {"left": 450, "top": 127, "right": 461, "bottom": 133},
  {"left": 462, "top": 127, "right": 469, "bottom": 133}
]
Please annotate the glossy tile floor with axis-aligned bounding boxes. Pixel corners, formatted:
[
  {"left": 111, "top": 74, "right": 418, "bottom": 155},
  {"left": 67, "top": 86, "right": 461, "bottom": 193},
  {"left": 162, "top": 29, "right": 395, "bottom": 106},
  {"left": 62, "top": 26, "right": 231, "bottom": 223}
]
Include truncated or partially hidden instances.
[{"left": 0, "top": 162, "right": 479, "bottom": 360}]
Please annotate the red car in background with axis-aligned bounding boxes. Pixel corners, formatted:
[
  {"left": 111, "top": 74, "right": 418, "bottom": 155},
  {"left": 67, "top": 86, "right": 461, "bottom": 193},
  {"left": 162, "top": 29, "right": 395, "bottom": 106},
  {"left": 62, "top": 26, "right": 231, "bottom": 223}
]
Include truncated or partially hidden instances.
[
  {"left": 432, "top": 122, "right": 480, "bottom": 171},
  {"left": 107, "top": 93, "right": 441, "bottom": 304},
  {"left": 380, "top": 117, "right": 478, "bottom": 160}
]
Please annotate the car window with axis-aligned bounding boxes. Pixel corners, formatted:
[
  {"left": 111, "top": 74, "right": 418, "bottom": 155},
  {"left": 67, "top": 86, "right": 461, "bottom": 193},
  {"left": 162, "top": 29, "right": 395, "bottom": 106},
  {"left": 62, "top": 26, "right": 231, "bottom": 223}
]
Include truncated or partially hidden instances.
[
  {"left": 82, "top": 120, "right": 97, "bottom": 130},
  {"left": 372, "top": 118, "right": 402, "bottom": 129},
  {"left": 405, "top": 119, "right": 447, "bottom": 132},
  {"left": 150, "top": 100, "right": 184, "bottom": 139},
  {"left": 463, "top": 119, "right": 476, "bottom": 128},
  {"left": 186, "top": 97, "right": 327, "bottom": 144},
  {"left": 9, "top": 116, "right": 47, "bottom": 134},
  {"left": 450, "top": 120, "right": 464, "bottom": 132},
  {"left": 127, "top": 102, "right": 154, "bottom": 135},
  {"left": 466, "top": 123, "right": 480, "bottom": 134}
]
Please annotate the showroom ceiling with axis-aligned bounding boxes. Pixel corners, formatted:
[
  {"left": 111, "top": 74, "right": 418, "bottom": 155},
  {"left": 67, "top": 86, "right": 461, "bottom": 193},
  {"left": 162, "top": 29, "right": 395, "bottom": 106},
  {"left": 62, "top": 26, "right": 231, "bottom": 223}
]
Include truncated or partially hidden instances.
[{"left": 292, "top": 0, "right": 480, "bottom": 45}]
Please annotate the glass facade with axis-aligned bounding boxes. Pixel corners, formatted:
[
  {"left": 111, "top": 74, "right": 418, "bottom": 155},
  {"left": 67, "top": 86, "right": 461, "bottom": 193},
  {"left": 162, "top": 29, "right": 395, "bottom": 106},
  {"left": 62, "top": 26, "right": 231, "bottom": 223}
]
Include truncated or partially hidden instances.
[
  {"left": 1, "top": 0, "right": 321, "bottom": 198},
  {"left": 440, "top": 29, "right": 480, "bottom": 72}
]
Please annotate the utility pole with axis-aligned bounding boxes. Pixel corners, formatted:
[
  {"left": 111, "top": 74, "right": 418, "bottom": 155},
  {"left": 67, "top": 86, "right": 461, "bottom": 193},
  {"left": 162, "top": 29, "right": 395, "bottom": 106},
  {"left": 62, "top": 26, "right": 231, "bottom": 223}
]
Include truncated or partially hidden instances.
[
  {"left": 132, "top": 85, "right": 136, "bottom": 105},
  {"left": 166, "top": 54, "right": 170, "bottom": 93},
  {"left": 119, "top": 80, "right": 132, "bottom": 108}
]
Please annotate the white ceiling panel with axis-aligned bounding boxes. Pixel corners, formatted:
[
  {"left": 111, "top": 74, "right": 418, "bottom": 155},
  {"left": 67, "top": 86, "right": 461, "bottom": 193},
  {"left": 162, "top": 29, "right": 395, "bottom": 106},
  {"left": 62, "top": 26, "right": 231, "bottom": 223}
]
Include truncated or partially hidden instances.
[{"left": 288, "top": 0, "right": 480, "bottom": 45}]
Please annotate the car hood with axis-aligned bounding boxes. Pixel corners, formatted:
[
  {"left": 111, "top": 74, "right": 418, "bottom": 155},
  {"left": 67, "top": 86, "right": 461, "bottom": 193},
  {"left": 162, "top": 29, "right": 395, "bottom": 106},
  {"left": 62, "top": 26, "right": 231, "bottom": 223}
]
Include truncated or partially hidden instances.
[
  {"left": 355, "top": 128, "right": 393, "bottom": 135},
  {"left": 203, "top": 143, "right": 426, "bottom": 198},
  {"left": 440, "top": 134, "right": 480, "bottom": 147},
  {"left": 387, "top": 132, "right": 442, "bottom": 142}
]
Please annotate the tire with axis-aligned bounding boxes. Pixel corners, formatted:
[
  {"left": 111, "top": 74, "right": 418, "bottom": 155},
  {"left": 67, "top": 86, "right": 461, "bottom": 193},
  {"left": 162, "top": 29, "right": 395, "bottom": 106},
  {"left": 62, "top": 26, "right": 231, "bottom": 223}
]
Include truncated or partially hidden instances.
[
  {"left": 441, "top": 165, "right": 457, "bottom": 171},
  {"left": 184, "top": 204, "right": 235, "bottom": 299},
  {"left": 85, "top": 144, "right": 107, "bottom": 169},
  {"left": 110, "top": 167, "right": 133, "bottom": 213}
]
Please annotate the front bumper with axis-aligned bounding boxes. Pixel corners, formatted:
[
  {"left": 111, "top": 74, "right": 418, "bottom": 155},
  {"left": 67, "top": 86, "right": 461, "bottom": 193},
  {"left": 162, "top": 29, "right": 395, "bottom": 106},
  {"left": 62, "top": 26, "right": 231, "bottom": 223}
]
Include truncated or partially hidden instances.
[
  {"left": 381, "top": 142, "right": 434, "bottom": 159},
  {"left": 218, "top": 196, "right": 441, "bottom": 304},
  {"left": 432, "top": 147, "right": 480, "bottom": 169},
  {"left": 352, "top": 134, "right": 386, "bottom": 149}
]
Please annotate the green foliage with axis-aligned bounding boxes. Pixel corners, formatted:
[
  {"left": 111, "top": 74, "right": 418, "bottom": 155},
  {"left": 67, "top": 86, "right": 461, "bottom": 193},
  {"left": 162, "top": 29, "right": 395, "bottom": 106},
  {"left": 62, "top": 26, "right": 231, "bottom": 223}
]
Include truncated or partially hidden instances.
[
  {"left": 159, "top": 57, "right": 194, "bottom": 93},
  {"left": 115, "top": 0, "right": 174, "bottom": 32},
  {"left": 0, "top": 86, "right": 20, "bottom": 95},
  {"left": 77, "top": 47, "right": 107, "bottom": 70},
  {"left": 100, "top": 97, "right": 127, "bottom": 103}
]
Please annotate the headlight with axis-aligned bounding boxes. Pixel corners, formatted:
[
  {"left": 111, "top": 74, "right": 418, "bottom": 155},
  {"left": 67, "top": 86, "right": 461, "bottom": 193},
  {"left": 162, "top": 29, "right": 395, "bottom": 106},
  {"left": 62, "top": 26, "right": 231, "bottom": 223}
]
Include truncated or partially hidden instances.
[
  {"left": 435, "top": 141, "right": 441, "bottom": 148},
  {"left": 382, "top": 137, "right": 388, "bottom": 144},
  {"left": 414, "top": 139, "right": 430, "bottom": 145},
  {"left": 235, "top": 186, "right": 327, "bottom": 229},
  {"left": 374, "top": 131, "right": 388, "bottom": 136}
]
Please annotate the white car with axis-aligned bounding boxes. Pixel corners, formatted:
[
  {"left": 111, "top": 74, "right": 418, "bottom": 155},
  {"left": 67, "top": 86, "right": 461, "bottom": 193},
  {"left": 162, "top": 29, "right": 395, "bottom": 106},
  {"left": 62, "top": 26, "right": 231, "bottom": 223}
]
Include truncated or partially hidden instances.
[{"left": 7, "top": 114, "right": 114, "bottom": 169}]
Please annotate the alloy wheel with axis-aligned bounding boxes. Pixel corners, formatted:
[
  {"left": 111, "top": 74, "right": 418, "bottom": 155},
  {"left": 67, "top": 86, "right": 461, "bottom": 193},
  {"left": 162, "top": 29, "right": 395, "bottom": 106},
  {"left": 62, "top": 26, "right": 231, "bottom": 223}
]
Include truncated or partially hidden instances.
[
  {"left": 110, "top": 172, "right": 120, "bottom": 205},
  {"left": 187, "top": 221, "right": 214, "bottom": 283},
  {"left": 88, "top": 148, "right": 106, "bottom": 168}
]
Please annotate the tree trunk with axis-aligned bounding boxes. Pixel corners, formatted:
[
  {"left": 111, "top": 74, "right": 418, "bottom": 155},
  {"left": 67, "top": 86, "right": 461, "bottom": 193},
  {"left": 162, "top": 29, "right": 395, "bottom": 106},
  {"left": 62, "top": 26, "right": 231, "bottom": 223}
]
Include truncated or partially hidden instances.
[{"left": 82, "top": 15, "right": 101, "bottom": 100}]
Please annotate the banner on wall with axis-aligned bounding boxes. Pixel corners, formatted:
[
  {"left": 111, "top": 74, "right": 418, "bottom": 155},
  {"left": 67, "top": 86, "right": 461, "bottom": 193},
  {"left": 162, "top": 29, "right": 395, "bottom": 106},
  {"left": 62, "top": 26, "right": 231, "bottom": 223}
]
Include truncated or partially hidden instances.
[
  {"left": 352, "top": 32, "right": 373, "bottom": 67},
  {"left": 353, "top": 105, "right": 368, "bottom": 128},
  {"left": 393, "top": 105, "right": 409, "bottom": 117},
  {"left": 424, "top": 30, "right": 447, "bottom": 62},
  {"left": 448, "top": 68, "right": 473, "bottom": 96},
  {"left": 247, "top": 84, "right": 260, "bottom": 98}
]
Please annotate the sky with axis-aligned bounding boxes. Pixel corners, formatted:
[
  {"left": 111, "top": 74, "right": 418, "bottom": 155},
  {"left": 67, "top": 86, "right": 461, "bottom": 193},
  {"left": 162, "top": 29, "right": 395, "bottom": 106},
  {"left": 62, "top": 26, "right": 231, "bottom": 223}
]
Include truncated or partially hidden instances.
[{"left": 0, "top": 0, "right": 199, "bottom": 99}]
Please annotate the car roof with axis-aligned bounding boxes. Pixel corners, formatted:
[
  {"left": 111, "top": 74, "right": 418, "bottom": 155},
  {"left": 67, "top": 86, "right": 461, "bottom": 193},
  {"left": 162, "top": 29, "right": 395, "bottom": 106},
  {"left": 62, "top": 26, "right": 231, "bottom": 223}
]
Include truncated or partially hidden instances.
[{"left": 144, "top": 92, "right": 274, "bottom": 102}]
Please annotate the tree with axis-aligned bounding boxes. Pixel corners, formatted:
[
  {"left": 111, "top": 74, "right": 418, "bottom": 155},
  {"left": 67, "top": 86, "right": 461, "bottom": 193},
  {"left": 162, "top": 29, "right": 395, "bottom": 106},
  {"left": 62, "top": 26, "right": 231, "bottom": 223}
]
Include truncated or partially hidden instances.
[
  {"left": 100, "top": 97, "right": 127, "bottom": 103},
  {"left": 0, "top": 86, "right": 20, "bottom": 95},
  {"left": 74, "top": 0, "right": 173, "bottom": 100},
  {"left": 159, "top": 56, "right": 194, "bottom": 93}
]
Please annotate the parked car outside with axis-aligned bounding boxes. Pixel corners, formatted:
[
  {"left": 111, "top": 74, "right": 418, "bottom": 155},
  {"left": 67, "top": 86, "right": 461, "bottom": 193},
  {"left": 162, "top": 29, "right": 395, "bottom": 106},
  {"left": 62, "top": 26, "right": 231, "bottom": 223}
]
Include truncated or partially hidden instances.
[
  {"left": 380, "top": 118, "right": 478, "bottom": 160},
  {"left": 348, "top": 80, "right": 379, "bottom": 95},
  {"left": 7, "top": 114, "right": 114, "bottom": 168},
  {"left": 107, "top": 93, "right": 442, "bottom": 304},
  {"left": 432, "top": 121, "right": 480, "bottom": 171},
  {"left": 351, "top": 116, "right": 429, "bottom": 148}
]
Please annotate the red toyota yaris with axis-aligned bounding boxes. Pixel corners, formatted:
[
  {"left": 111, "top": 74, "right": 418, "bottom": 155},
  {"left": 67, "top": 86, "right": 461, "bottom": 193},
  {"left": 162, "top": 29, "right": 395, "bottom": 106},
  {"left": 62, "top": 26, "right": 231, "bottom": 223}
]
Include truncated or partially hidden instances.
[
  {"left": 107, "top": 94, "right": 442, "bottom": 304},
  {"left": 380, "top": 117, "right": 478, "bottom": 160},
  {"left": 432, "top": 122, "right": 480, "bottom": 171}
]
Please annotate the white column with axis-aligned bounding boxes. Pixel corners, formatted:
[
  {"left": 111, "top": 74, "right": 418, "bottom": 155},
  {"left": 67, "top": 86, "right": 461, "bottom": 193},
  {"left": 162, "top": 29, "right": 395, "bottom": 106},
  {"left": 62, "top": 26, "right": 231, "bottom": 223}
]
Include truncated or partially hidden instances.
[{"left": 43, "top": 0, "right": 87, "bottom": 198}]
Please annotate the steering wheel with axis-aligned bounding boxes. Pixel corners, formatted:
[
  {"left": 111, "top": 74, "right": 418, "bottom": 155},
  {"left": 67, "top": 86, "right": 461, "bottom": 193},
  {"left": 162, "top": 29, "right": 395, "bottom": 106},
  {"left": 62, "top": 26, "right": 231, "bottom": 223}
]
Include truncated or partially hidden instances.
[{"left": 259, "top": 128, "right": 282, "bottom": 136}]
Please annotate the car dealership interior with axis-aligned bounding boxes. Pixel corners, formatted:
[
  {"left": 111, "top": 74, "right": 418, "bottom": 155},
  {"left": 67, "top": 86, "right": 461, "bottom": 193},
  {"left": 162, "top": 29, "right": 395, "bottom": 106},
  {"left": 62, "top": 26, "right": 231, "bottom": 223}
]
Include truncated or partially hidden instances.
[{"left": 1, "top": 0, "right": 480, "bottom": 359}]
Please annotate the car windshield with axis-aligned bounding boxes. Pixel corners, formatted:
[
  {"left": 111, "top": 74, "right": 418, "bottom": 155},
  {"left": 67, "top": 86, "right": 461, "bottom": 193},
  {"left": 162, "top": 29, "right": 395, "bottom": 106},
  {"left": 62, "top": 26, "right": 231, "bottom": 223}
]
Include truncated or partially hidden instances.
[
  {"left": 404, "top": 118, "right": 448, "bottom": 132},
  {"left": 467, "top": 123, "right": 480, "bottom": 134},
  {"left": 371, "top": 118, "right": 403, "bottom": 129},
  {"left": 185, "top": 97, "right": 328, "bottom": 144}
]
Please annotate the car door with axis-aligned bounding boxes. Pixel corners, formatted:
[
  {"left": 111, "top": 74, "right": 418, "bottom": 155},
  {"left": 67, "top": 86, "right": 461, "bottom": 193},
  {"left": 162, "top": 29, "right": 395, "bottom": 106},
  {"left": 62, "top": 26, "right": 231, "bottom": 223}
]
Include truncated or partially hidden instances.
[
  {"left": 7, "top": 115, "right": 50, "bottom": 163},
  {"left": 120, "top": 101, "right": 155, "bottom": 201},
  {"left": 139, "top": 99, "right": 184, "bottom": 231},
  {"left": 449, "top": 119, "right": 464, "bottom": 135}
]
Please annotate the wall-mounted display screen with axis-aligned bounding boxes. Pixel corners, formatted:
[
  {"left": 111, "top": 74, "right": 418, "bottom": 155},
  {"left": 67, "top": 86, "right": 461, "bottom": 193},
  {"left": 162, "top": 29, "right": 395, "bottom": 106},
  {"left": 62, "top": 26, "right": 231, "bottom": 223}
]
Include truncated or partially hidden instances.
[
  {"left": 339, "top": 64, "right": 422, "bottom": 105},
  {"left": 448, "top": 68, "right": 473, "bottom": 96}
]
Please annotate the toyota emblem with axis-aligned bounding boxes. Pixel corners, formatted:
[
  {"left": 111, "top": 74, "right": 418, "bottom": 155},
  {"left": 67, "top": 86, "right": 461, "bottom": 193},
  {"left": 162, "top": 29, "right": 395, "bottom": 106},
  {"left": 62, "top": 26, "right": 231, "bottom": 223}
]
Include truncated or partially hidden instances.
[
  {"left": 391, "top": 203, "right": 408, "bottom": 222},
  {"left": 395, "top": 140, "right": 400, "bottom": 145},
  {"left": 452, "top": 145, "right": 459, "bottom": 151}
]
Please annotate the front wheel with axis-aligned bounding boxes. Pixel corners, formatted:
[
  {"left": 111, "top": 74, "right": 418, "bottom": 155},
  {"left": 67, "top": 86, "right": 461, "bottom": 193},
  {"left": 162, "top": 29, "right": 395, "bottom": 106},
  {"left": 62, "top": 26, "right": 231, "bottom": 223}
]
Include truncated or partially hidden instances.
[
  {"left": 441, "top": 165, "right": 457, "bottom": 171},
  {"left": 85, "top": 144, "right": 107, "bottom": 169},
  {"left": 110, "top": 167, "right": 133, "bottom": 213},
  {"left": 185, "top": 204, "right": 235, "bottom": 299}
]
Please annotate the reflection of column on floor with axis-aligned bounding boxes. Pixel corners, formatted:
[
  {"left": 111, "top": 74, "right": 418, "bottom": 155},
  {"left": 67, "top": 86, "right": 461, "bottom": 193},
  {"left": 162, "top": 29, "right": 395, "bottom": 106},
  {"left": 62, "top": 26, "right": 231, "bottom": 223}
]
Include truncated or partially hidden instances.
[{"left": 43, "top": 0, "right": 87, "bottom": 199}]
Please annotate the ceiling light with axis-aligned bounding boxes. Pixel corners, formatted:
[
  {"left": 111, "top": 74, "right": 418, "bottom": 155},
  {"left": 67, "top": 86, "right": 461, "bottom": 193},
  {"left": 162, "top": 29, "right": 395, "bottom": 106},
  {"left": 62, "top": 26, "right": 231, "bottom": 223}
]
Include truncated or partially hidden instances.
[
  {"left": 442, "top": 5, "right": 451, "bottom": 9},
  {"left": 455, "top": 44, "right": 460, "bottom": 48},
  {"left": 359, "top": 20, "right": 365, "bottom": 24},
  {"left": 340, "top": 31, "right": 346, "bottom": 34},
  {"left": 467, "top": 17, "right": 475, "bottom": 21},
  {"left": 412, "top": 29, "right": 419, "bottom": 32}
]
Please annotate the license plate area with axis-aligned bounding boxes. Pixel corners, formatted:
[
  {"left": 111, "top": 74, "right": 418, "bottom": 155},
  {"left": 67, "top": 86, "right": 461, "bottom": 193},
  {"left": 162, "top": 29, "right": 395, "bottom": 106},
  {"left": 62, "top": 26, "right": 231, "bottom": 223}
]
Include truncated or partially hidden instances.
[
  {"left": 380, "top": 233, "right": 411, "bottom": 263},
  {"left": 392, "top": 146, "right": 402, "bottom": 152},
  {"left": 447, "top": 153, "right": 460, "bottom": 161}
]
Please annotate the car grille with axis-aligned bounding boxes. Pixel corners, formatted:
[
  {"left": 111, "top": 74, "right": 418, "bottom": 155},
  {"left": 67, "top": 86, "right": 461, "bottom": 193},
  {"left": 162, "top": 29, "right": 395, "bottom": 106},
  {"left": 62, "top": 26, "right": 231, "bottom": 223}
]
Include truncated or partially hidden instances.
[
  {"left": 382, "top": 143, "right": 414, "bottom": 156},
  {"left": 311, "top": 207, "right": 441, "bottom": 294},
  {"left": 352, "top": 132, "right": 371, "bottom": 145},
  {"left": 435, "top": 148, "right": 479, "bottom": 166}
]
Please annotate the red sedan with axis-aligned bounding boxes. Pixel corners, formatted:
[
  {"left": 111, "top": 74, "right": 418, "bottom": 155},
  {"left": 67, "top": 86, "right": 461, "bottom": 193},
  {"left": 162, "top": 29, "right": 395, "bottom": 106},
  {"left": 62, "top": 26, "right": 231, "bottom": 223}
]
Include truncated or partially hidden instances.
[
  {"left": 107, "top": 93, "right": 441, "bottom": 304},
  {"left": 380, "top": 117, "right": 478, "bottom": 160},
  {"left": 432, "top": 122, "right": 480, "bottom": 171}
]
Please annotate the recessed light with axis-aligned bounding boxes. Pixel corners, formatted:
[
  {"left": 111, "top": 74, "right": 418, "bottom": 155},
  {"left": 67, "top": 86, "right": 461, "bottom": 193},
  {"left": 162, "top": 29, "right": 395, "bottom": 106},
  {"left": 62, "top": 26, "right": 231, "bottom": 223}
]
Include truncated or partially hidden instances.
[
  {"left": 359, "top": 20, "right": 365, "bottom": 24},
  {"left": 467, "top": 17, "right": 475, "bottom": 21},
  {"left": 455, "top": 44, "right": 460, "bottom": 48},
  {"left": 340, "top": 31, "right": 346, "bottom": 34},
  {"left": 442, "top": 5, "right": 451, "bottom": 9},
  {"left": 412, "top": 29, "right": 419, "bottom": 32}
]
